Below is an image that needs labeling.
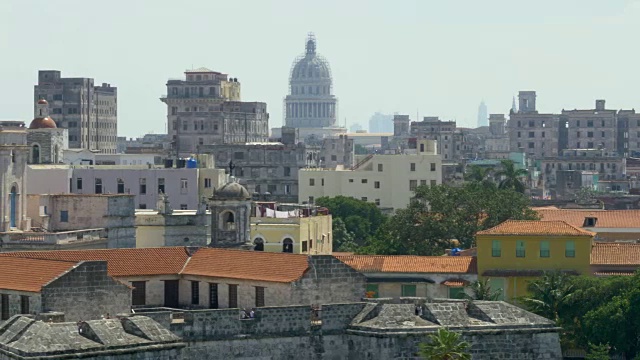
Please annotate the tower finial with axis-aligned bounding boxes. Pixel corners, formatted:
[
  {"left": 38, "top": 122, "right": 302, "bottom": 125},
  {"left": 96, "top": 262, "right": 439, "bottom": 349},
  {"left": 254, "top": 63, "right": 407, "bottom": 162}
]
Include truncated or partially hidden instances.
[{"left": 305, "top": 32, "right": 316, "bottom": 55}]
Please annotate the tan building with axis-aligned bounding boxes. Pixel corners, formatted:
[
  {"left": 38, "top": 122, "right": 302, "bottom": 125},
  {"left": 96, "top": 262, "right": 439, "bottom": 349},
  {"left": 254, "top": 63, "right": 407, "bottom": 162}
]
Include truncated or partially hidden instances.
[
  {"left": 336, "top": 255, "right": 477, "bottom": 299},
  {"left": 299, "top": 140, "right": 442, "bottom": 210}
]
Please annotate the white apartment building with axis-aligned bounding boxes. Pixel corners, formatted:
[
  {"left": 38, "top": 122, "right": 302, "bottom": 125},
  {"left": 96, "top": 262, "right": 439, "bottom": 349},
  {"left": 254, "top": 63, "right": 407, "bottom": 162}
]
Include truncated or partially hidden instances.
[
  {"left": 299, "top": 140, "right": 442, "bottom": 211},
  {"left": 27, "top": 165, "right": 226, "bottom": 210}
]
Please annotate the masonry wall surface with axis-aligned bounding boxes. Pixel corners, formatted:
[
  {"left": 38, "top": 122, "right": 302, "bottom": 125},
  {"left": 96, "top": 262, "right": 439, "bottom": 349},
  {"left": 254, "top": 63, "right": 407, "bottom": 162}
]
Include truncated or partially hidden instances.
[
  {"left": 292, "top": 256, "right": 367, "bottom": 305},
  {"left": 40, "top": 261, "right": 131, "bottom": 322}
]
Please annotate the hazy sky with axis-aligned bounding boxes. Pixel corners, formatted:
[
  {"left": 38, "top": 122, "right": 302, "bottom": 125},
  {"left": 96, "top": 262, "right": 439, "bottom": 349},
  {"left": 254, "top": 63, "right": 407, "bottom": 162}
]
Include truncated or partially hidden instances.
[{"left": 1, "top": 0, "right": 639, "bottom": 137}]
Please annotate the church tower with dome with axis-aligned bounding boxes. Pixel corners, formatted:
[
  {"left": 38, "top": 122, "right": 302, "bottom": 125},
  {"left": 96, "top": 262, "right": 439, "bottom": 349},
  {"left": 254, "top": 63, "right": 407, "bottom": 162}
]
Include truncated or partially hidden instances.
[
  {"left": 208, "top": 178, "right": 252, "bottom": 248},
  {"left": 284, "top": 33, "right": 338, "bottom": 130},
  {"left": 26, "top": 99, "right": 68, "bottom": 164}
]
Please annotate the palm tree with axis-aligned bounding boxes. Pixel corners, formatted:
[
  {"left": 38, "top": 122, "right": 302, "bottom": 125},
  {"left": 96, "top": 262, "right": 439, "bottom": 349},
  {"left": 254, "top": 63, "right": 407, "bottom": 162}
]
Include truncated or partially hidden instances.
[
  {"left": 419, "top": 327, "right": 471, "bottom": 360},
  {"left": 521, "top": 271, "right": 575, "bottom": 323},
  {"left": 465, "top": 278, "right": 502, "bottom": 301},
  {"left": 464, "top": 165, "right": 496, "bottom": 190},
  {"left": 495, "top": 159, "right": 528, "bottom": 193}
]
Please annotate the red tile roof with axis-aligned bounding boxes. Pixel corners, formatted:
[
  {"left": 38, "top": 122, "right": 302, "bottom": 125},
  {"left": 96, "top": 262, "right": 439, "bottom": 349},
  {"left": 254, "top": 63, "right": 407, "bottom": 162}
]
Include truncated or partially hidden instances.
[
  {"left": 591, "top": 243, "right": 640, "bottom": 266},
  {"left": 0, "top": 257, "right": 77, "bottom": 292},
  {"left": 537, "top": 209, "right": 640, "bottom": 229},
  {"left": 1, "top": 247, "right": 191, "bottom": 277},
  {"left": 335, "top": 255, "right": 476, "bottom": 274},
  {"left": 181, "top": 248, "right": 309, "bottom": 283},
  {"left": 476, "top": 220, "right": 595, "bottom": 236}
]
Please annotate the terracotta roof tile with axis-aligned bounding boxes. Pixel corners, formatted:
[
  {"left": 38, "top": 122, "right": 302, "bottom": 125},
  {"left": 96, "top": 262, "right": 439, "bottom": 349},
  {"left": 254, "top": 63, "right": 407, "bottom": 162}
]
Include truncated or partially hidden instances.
[
  {"left": 441, "top": 279, "right": 470, "bottom": 287},
  {"left": 335, "top": 255, "right": 476, "bottom": 274},
  {"left": 181, "top": 248, "right": 309, "bottom": 283},
  {"left": 591, "top": 243, "right": 640, "bottom": 266},
  {"left": 537, "top": 209, "right": 640, "bottom": 229},
  {"left": 0, "top": 257, "right": 77, "bottom": 292},
  {"left": 476, "top": 220, "right": 595, "bottom": 236},
  {"left": 1, "top": 247, "right": 191, "bottom": 277}
]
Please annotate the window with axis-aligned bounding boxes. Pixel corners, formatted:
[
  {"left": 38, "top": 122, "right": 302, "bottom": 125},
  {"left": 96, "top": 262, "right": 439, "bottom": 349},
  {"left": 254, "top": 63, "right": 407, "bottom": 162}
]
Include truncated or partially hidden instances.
[
  {"left": 420, "top": 180, "right": 427, "bottom": 186},
  {"left": 410, "top": 163, "right": 416, "bottom": 171},
  {"left": 430, "top": 163, "right": 436, "bottom": 171},
  {"left": 234, "top": 152, "right": 244, "bottom": 160},
  {"left": 139, "top": 204, "right": 147, "bottom": 209},
  {"left": 158, "top": 178, "right": 165, "bottom": 193},
  {"left": 309, "top": 178, "right": 315, "bottom": 186},
  {"left": 284, "top": 185, "right": 291, "bottom": 194},
  {"left": 528, "top": 142, "right": 535, "bottom": 149},
  {"left": 516, "top": 240, "right": 525, "bottom": 257},
  {"left": 430, "top": 180, "right": 437, "bottom": 186},
  {"left": 540, "top": 241, "right": 550, "bottom": 258},
  {"left": 139, "top": 178, "right": 147, "bottom": 194},
  {"left": 53, "top": 94, "right": 63, "bottom": 101},
  {"left": 321, "top": 179, "right": 325, "bottom": 186},
  {"left": 375, "top": 199, "right": 380, "bottom": 206},
  {"left": 401, "top": 284, "right": 417, "bottom": 297},
  {"left": 587, "top": 120, "right": 594, "bottom": 127},
  {"left": 284, "top": 167, "right": 291, "bottom": 177},
  {"left": 228, "top": 284, "right": 238, "bottom": 308},
  {"left": 374, "top": 181, "right": 380, "bottom": 189},
  {"left": 191, "top": 281, "right": 200, "bottom": 305},
  {"left": 528, "top": 131, "right": 535, "bottom": 138},
  {"left": 587, "top": 131, "right": 594, "bottom": 138},
  {"left": 601, "top": 131, "right": 605, "bottom": 137},
  {"left": 308, "top": 196, "right": 314, "bottom": 203},
  {"left": 517, "top": 131, "right": 521, "bottom": 138},
  {"left": 1, "top": 294, "right": 8, "bottom": 320},
  {"left": 361, "top": 179, "right": 368, "bottom": 184},
  {"left": 204, "top": 178, "right": 211, "bottom": 188},
  {"left": 255, "top": 286, "right": 265, "bottom": 307},
  {"left": 302, "top": 241, "right": 308, "bottom": 252},
  {"left": 361, "top": 197, "right": 367, "bottom": 201},
  {"left": 117, "top": 178, "right": 125, "bottom": 194},
  {"left": 180, "top": 204, "right": 188, "bottom": 210},
  {"left": 209, "top": 283, "right": 219, "bottom": 309},
  {"left": 267, "top": 184, "right": 277, "bottom": 193},
  {"left": 565, "top": 241, "right": 575, "bottom": 258},
  {"left": 378, "top": 164, "right": 383, "bottom": 172},
  {"left": 95, "top": 178, "right": 103, "bottom": 194},
  {"left": 180, "top": 179, "right": 188, "bottom": 194},
  {"left": 366, "top": 284, "right": 379, "bottom": 298},
  {"left": 331, "top": 155, "right": 337, "bottom": 161},
  {"left": 19, "top": 295, "right": 29, "bottom": 314},
  {"left": 76, "top": 177, "right": 83, "bottom": 190},
  {"left": 348, "top": 179, "right": 354, "bottom": 183},
  {"left": 449, "top": 287, "right": 466, "bottom": 299},
  {"left": 409, "top": 180, "right": 417, "bottom": 191},
  {"left": 254, "top": 238, "right": 264, "bottom": 251},
  {"left": 131, "top": 281, "right": 146, "bottom": 306},
  {"left": 60, "top": 210, "right": 69, "bottom": 222},
  {"left": 492, "top": 240, "right": 501, "bottom": 257},
  {"left": 283, "top": 238, "right": 294, "bottom": 253}
]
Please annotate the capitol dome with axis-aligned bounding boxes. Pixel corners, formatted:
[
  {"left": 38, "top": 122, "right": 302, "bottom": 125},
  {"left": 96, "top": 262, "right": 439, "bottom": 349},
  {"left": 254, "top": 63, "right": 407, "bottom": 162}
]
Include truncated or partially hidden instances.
[
  {"left": 289, "top": 33, "right": 333, "bottom": 88},
  {"left": 29, "top": 99, "right": 57, "bottom": 129}
]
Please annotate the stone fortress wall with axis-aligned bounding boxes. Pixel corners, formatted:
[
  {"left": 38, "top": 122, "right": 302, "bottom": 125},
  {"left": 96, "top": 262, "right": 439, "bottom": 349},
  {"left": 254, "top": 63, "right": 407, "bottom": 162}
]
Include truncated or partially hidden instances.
[{"left": 0, "top": 298, "right": 562, "bottom": 359}]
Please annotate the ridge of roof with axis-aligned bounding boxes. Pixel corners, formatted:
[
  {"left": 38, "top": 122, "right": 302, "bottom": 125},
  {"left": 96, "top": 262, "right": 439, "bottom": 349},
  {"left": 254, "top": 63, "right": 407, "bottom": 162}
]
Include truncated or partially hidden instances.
[
  {"left": 0, "top": 257, "right": 80, "bottom": 293},
  {"left": 335, "top": 255, "right": 476, "bottom": 274},
  {"left": 476, "top": 220, "right": 595, "bottom": 236}
]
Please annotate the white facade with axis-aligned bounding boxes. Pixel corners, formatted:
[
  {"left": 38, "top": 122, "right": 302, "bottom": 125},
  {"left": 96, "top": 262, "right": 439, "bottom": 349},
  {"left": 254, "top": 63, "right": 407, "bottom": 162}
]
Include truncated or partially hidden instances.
[
  {"left": 95, "top": 153, "right": 161, "bottom": 166},
  {"left": 0, "top": 125, "right": 30, "bottom": 231},
  {"left": 28, "top": 165, "right": 226, "bottom": 210},
  {"left": 299, "top": 140, "right": 442, "bottom": 210}
]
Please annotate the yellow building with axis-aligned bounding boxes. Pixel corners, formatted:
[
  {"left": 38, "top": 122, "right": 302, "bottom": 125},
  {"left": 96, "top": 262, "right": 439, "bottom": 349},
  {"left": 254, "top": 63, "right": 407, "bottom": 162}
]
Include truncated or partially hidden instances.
[
  {"left": 476, "top": 220, "right": 595, "bottom": 302},
  {"left": 250, "top": 211, "right": 332, "bottom": 255}
]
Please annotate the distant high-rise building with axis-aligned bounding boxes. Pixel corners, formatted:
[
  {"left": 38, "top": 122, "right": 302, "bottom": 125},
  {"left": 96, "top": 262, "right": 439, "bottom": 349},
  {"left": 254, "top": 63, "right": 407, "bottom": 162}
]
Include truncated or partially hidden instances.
[
  {"left": 160, "top": 68, "right": 269, "bottom": 157},
  {"left": 349, "top": 123, "right": 363, "bottom": 132},
  {"left": 511, "top": 96, "right": 518, "bottom": 113},
  {"left": 34, "top": 70, "right": 118, "bottom": 154},
  {"left": 369, "top": 112, "right": 394, "bottom": 133},
  {"left": 477, "top": 101, "right": 488, "bottom": 127},
  {"left": 284, "top": 33, "right": 337, "bottom": 129}
]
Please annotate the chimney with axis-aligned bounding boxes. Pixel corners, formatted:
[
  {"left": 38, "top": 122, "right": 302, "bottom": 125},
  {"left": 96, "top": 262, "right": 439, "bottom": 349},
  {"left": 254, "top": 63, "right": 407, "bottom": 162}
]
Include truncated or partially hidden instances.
[{"left": 595, "top": 100, "right": 605, "bottom": 111}]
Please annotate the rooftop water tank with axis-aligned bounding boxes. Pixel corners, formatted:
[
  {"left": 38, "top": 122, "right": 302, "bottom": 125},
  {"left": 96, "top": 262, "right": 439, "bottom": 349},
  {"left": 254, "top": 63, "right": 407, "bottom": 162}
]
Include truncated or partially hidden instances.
[{"left": 186, "top": 157, "right": 197, "bottom": 168}]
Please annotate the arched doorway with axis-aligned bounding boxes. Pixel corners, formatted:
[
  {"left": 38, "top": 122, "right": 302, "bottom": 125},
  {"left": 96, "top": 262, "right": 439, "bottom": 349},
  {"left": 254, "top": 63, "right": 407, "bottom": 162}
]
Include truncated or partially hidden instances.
[
  {"left": 31, "top": 144, "right": 40, "bottom": 164},
  {"left": 282, "top": 238, "right": 293, "bottom": 253},
  {"left": 9, "top": 185, "right": 17, "bottom": 228},
  {"left": 221, "top": 211, "right": 235, "bottom": 231},
  {"left": 254, "top": 237, "right": 264, "bottom": 251}
]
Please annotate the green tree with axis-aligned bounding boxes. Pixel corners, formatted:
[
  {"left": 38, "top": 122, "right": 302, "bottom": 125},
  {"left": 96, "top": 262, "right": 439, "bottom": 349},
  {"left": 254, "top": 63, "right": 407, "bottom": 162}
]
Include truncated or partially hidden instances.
[
  {"left": 419, "top": 327, "right": 471, "bottom": 360},
  {"left": 522, "top": 271, "right": 575, "bottom": 323},
  {"left": 465, "top": 278, "right": 502, "bottom": 301},
  {"left": 464, "top": 165, "right": 495, "bottom": 189},
  {"left": 585, "top": 343, "right": 611, "bottom": 360},
  {"left": 354, "top": 144, "right": 368, "bottom": 155},
  {"left": 316, "top": 196, "right": 386, "bottom": 248},
  {"left": 495, "top": 159, "right": 528, "bottom": 193},
  {"left": 364, "top": 183, "right": 538, "bottom": 254},
  {"left": 331, "top": 218, "right": 358, "bottom": 252}
]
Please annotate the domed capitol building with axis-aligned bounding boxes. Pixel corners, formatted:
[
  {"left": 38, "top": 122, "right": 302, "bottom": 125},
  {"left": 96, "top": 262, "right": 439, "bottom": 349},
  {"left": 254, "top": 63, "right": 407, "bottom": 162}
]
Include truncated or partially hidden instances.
[{"left": 281, "top": 33, "right": 345, "bottom": 140}]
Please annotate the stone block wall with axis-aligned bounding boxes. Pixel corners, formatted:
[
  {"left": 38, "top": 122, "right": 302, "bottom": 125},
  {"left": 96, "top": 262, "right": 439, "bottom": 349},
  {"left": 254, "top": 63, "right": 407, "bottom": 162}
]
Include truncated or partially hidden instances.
[
  {"left": 106, "top": 196, "right": 136, "bottom": 248},
  {"left": 41, "top": 261, "right": 131, "bottom": 322},
  {"left": 0, "top": 291, "right": 41, "bottom": 325},
  {"left": 320, "top": 303, "right": 367, "bottom": 332},
  {"left": 292, "top": 255, "right": 367, "bottom": 305}
]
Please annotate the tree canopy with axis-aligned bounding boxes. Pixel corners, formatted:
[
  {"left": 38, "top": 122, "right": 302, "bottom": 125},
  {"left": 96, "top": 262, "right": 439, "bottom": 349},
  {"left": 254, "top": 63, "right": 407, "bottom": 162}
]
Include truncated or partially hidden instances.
[
  {"left": 419, "top": 328, "right": 471, "bottom": 360},
  {"left": 363, "top": 183, "right": 538, "bottom": 255}
]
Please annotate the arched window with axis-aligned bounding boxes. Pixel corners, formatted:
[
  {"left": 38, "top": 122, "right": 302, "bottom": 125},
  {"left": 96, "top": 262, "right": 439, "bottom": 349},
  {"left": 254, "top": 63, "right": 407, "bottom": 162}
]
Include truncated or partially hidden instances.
[
  {"left": 9, "top": 185, "right": 17, "bottom": 228},
  {"left": 31, "top": 144, "right": 40, "bottom": 164},
  {"left": 254, "top": 238, "right": 264, "bottom": 251},
  {"left": 282, "top": 238, "right": 293, "bottom": 253},
  {"left": 221, "top": 211, "right": 235, "bottom": 231}
]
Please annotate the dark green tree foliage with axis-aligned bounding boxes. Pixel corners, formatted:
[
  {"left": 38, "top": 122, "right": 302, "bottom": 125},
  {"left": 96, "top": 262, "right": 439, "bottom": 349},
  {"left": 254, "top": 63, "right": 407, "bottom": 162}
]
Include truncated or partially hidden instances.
[
  {"left": 585, "top": 343, "right": 611, "bottom": 360},
  {"left": 464, "top": 165, "right": 495, "bottom": 189},
  {"left": 364, "top": 183, "right": 537, "bottom": 254},
  {"left": 465, "top": 279, "right": 502, "bottom": 301},
  {"left": 332, "top": 218, "right": 358, "bottom": 252},
  {"left": 495, "top": 159, "right": 528, "bottom": 193},
  {"left": 315, "top": 196, "right": 386, "bottom": 250},
  {"left": 521, "top": 271, "right": 575, "bottom": 323},
  {"left": 354, "top": 144, "right": 369, "bottom": 155},
  {"left": 418, "top": 327, "right": 471, "bottom": 360}
]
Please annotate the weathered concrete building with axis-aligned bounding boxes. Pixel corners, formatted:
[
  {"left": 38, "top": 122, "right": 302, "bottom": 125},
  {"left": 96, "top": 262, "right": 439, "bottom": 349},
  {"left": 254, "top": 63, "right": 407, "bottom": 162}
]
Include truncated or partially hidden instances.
[
  {"left": 562, "top": 100, "right": 618, "bottom": 151},
  {"left": 0, "top": 122, "right": 30, "bottom": 232},
  {"left": 509, "top": 91, "right": 560, "bottom": 158},
  {"left": 26, "top": 100, "right": 68, "bottom": 164},
  {"left": 410, "top": 117, "right": 464, "bottom": 161},
  {"left": 540, "top": 148, "right": 625, "bottom": 191},
  {"left": 161, "top": 68, "right": 269, "bottom": 157},
  {"left": 34, "top": 70, "right": 117, "bottom": 153}
]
